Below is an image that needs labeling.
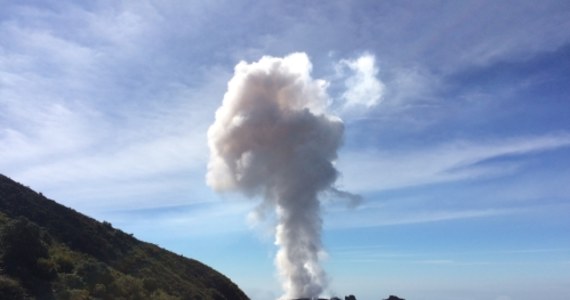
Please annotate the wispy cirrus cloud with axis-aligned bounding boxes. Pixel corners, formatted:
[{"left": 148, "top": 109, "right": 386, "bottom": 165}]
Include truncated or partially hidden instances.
[
  {"left": 0, "top": 1, "right": 234, "bottom": 211},
  {"left": 106, "top": 200, "right": 253, "bottom": 238},
  {"left": 325, "top": 207, "right": 513, "bottom": 230},
  {"left": 338, "top": 133, "right": 570, "bottom": 193}
]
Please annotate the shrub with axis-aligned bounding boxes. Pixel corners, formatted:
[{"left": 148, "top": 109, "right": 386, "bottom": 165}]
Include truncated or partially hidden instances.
[
  {"left": 36, "top": 257, "right": 58, "bottom": 280},
  {"left": 68, "top": 289, "right": 90, "bottom": 300},
  {"left": 59, "top": 274, "right": 85, "bottom": 289},
  {"left": 0, "top": 276, "right": 25, "bottom": 300},
  {"left": 76, "top": 260, "right": 113, "bottom": 287},
  {"left": 151, "top": 289, "right": 181, "bottom": 300},
  {"left": 52, "top": 249, "right": 75, "bottom": 273},
  {"left": 112, "top": 275, "right": 146, "bottom": 300},
  {"left": 92, "top": 283, "right": 107, "bottom": 298}
]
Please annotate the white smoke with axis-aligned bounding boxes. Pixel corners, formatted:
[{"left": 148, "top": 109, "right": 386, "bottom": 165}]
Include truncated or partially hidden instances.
[{"left": 207, "top": 53, "right": 349, "bottom": 299}]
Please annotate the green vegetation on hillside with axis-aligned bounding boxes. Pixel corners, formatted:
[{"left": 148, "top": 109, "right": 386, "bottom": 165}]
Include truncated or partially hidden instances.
[{"left": 0, "top": 174, "right": 249, "bottom": 300}]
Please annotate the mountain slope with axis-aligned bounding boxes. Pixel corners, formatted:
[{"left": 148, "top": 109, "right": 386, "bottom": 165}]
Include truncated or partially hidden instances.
[{"left": 0, "top": 174, "right": 249, "bottom": 300}]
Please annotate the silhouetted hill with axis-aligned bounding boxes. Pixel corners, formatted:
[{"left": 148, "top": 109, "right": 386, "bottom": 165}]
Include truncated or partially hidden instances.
[{"left": 0, "top": 174, "right": 249, "bottom": 300}]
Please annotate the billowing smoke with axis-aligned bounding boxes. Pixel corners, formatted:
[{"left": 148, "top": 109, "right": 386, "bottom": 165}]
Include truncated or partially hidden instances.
[{"left": 207, "top": 53, "right": 348, "bottom": 299}]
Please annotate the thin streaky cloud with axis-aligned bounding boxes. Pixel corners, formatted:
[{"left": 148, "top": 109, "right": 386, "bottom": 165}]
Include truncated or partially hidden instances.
[
  {"left": 326, "top": 207, "right": 515, "bottom": 230},
  {"left": 338, "top": 133, "right": 570, "bottom": 192}
]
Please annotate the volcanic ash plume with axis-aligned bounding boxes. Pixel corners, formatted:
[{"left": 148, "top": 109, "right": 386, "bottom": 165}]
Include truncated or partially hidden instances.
[{"left": 207, "top": 53, "right": 345, "bottom": 299}]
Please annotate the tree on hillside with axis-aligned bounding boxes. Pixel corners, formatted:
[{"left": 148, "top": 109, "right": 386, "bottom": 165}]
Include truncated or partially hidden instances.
[
  {"left": 1, "top": 217, "right": 49, "bottom": 274},
  {"left": 0, "top": 217, "right": 55, "bottom": 298}
]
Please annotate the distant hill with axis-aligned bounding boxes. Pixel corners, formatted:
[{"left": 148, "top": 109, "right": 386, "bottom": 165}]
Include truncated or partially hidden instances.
[{"left": 0, "top": 174, "right": 249, "bottom": 300}]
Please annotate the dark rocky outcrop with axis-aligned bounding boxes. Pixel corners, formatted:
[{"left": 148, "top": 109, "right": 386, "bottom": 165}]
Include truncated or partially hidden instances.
[{"left": 384, "top": 295, "right": 405, "bottom": 300}]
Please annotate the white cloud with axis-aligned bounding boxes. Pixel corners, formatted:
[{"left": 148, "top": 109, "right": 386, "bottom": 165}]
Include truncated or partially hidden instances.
[
  {"left": 338, "top": 133, "right": 570, "bottom": 192},
  {"left": 13, "top": 132, "right": 207, "bottom": 183},
  {"left": 325, "top": 207, "right": 513, "bottom": 229},
  {"left": 384, "top": 66, "right": 442, "bottom": 106},
  {"left": 337, "top": 53, "right": 384, "bottom": 109},
  {"left": 0, "top": 1, "right": 235, "bottom": 212},
  {"left": 110, "top": 200, "right": 253, "bottom": 238},
  {"left": 0, "top": 103, "right": 99, "bottom": 168}
]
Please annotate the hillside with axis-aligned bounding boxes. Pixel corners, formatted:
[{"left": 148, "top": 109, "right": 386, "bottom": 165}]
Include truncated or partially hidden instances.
[{"left": 0, "top": 174, "right": 249, "bottom": 300}]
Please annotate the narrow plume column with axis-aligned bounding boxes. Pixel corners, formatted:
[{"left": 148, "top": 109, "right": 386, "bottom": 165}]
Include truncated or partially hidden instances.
[{"left": 207, "top": 53, "right": 344, "bottom": 299}]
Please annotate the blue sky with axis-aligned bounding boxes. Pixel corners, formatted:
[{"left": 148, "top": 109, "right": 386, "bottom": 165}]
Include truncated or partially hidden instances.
[{"left": 1, "top": 1, "right": 570, "bottom": 299}]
